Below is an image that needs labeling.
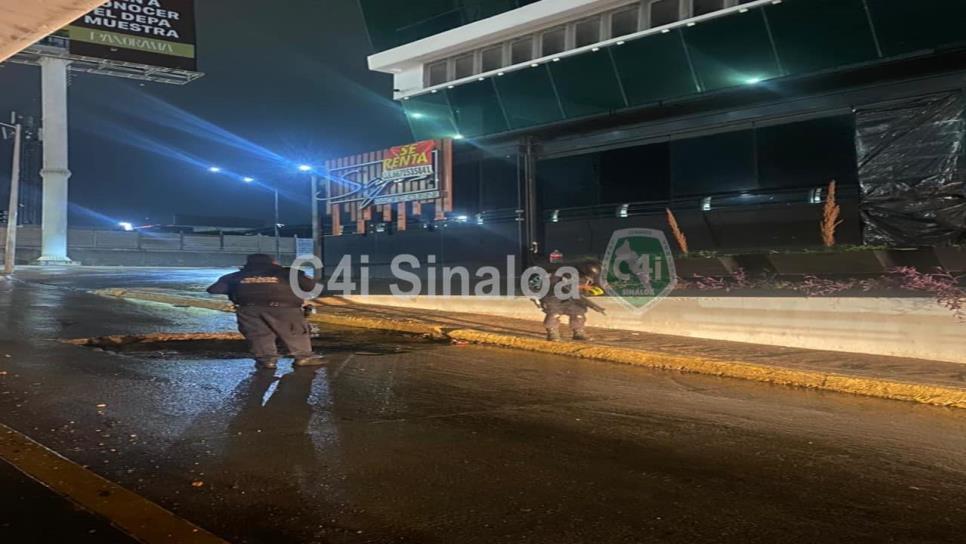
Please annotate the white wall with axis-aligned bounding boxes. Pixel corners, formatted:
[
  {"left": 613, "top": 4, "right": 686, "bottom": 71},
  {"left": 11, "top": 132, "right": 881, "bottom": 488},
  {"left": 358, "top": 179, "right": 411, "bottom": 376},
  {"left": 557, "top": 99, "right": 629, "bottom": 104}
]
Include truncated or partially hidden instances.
[{"left": 343, "top": 294, "right": 966, "bottom": 364}]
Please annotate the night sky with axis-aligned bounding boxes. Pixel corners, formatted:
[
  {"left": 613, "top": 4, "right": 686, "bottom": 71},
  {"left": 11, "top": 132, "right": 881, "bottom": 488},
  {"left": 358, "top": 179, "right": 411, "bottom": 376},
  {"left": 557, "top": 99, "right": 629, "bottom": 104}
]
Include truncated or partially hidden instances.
[{"left": 0, "top": 0, "right": 411, "bottom": 228}]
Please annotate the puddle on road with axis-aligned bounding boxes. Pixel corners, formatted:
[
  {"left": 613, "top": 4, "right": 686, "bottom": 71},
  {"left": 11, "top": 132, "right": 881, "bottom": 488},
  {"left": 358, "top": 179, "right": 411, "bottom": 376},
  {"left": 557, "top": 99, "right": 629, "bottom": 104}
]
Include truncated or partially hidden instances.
[{"left": 66, "top": 330, "right": 441, "bottom": 359}]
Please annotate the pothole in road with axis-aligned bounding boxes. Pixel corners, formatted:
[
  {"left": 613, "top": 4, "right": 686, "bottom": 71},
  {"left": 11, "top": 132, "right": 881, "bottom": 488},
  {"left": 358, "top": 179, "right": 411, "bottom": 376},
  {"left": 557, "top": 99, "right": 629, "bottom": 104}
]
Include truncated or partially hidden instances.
[{"left": 65, "top": 330, "right": 439, "bottom": 359}]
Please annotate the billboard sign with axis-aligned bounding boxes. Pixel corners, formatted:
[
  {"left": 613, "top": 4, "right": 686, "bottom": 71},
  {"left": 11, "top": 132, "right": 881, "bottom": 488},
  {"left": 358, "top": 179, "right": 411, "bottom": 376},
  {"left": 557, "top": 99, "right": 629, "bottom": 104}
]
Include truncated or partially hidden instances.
[
  {"left": 381, "top": 140, "right": 437, "bottom": 182},
  {"left": 66, "top": 0, "right": 197, "bottom": 71},
  {"left": 327, "top": 140, "right": 446, "bottom": 211},
  {"left": 366, "top": 140, "right": 440, "bottom": 207},
  {"left": 324, "top": 139, "right": 454, "bottom": 234}
]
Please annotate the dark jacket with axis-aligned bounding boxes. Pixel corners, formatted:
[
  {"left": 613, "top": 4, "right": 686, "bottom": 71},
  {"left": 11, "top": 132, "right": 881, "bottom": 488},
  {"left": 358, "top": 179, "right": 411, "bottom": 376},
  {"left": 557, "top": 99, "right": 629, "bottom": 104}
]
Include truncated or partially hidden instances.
[
  {"left": 207, "top": 264, "right": 317, "bottom": 306},
  {"left": 539, "top": 261, "right": 604, "bottom": 314}
]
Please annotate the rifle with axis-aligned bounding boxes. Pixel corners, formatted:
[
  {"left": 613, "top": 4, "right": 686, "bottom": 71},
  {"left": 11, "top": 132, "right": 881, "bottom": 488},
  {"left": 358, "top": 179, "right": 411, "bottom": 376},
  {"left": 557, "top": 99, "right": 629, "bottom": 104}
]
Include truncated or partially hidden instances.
[{"left": 577, "top": 297, "right": 607, "bottom": 315}]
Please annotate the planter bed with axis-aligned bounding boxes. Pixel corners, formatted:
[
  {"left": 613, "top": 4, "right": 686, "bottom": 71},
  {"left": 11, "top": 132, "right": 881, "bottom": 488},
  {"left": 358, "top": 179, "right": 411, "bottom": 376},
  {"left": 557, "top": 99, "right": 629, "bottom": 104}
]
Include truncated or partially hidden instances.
[
  {"left": 674, "top": 255, "right": 736, "bottom": 278},
  {"left": 766, "top": 250, "right": 891, "bottom": 276},
  {"left": 933, "top": 246, "right": 966, "bottom": 273}
]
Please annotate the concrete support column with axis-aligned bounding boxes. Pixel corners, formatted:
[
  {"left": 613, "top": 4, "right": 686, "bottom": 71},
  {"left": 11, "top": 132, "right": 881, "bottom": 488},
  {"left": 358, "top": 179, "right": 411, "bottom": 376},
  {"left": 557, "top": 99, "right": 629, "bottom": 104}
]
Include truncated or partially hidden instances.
[{"left": 36, "top": 57, "right": 74, "bottom": 265}]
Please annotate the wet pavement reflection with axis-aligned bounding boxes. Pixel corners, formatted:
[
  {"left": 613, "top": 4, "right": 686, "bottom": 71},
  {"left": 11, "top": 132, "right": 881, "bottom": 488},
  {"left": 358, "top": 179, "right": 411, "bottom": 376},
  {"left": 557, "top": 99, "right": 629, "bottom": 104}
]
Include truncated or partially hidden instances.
[{"left": 1, "top": 271, "right": 966, "bottom": 543}]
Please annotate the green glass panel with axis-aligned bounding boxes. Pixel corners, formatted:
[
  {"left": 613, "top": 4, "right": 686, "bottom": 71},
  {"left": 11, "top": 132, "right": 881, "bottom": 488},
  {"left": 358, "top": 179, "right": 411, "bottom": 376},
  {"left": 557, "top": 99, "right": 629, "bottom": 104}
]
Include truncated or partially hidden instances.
[
  {"left": 683, "top": 10, "right": 781, "bottom": 91},
  {"left": 360, "top": 0, "right": 453, "bottom": 51},
  {"left": 766, "top": 0, "right": 878, "bottom": 74},
  {"left": 447, "top": 80, "right": 508, "bottom": 137},
  {"left": 611, "top": 31, "right": 698, "bottom": 106},
  {"left": 493, "top": 66, "right": 564, "bottom": 129},
  {"left": 866, "top": 0, "right": 966, "bottom": 57},
  {"left": 549, "top": 50, "right": 626, "bottom": 118},
  {"left": 360, "top": 0, "right": 538, "bottom": 52},
  {"left": 476, "top": 0, "right": 532, "bottom": 19},
  {"left": 403, "top": 93, "right": 457, "bottom": 141}
]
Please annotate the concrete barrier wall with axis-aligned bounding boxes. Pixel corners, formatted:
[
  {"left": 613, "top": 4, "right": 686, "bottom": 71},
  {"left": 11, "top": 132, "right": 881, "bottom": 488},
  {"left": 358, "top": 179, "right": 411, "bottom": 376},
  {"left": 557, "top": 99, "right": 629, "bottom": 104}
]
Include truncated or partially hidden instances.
[
  {"left": 67, "top": 230, "right": 95, "bottom": 248},
  {"left": 139, "top": 233, "right": 181, "bottom": 251},
  {"left": 1, "top": 248, "right": 303, "bottom": 267},
  {"left": 93, "top": 231, "right": 139, "bottom": 249},
  {"left": 12, "top": 227, "right": 42, "bottom": 246},
  {"left": 342, "top": 294, "right": 966, "bottom": 364},
  {"left": 0, "top": 226, "right": 300, "bottom": 266}
]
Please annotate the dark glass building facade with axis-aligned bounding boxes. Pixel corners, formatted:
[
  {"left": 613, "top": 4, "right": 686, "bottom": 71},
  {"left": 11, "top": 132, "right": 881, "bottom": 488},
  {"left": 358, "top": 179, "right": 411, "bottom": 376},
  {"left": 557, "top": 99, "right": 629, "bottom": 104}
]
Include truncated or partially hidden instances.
[{"left": 360, "top": 0, "right": 966, "bottom": 256}]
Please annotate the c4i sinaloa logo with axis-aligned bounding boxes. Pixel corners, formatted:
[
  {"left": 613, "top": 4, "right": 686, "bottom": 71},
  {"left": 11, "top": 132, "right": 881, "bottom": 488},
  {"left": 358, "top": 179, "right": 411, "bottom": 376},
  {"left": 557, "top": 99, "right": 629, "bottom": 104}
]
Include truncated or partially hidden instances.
[{"left": 600, "top": 228, "right": 677, "bottom": 312}]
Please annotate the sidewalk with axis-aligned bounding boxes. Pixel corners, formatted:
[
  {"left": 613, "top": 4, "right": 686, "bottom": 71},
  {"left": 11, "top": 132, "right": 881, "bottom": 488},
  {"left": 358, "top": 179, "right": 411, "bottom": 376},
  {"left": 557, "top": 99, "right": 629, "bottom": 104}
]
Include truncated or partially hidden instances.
[{"left": 94, "top": 288, "right": 966, "bottom": 409}]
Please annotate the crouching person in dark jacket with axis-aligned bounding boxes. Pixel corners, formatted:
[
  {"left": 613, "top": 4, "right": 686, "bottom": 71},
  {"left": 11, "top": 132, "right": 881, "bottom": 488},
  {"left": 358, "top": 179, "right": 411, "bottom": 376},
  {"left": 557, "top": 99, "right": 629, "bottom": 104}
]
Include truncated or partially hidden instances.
[
  {"left": 539, "top": 260, "right": 606, "bottom": 342},
  {"left": 207, "top": 253, "right": 323, "bottom": 370}
]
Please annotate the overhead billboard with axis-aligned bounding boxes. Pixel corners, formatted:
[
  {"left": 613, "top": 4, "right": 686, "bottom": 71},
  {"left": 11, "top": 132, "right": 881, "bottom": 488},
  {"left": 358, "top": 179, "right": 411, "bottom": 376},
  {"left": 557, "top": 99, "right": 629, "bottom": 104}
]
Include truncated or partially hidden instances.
[{"left": 65, "top": 0, "right": 197, "bottom": 71}]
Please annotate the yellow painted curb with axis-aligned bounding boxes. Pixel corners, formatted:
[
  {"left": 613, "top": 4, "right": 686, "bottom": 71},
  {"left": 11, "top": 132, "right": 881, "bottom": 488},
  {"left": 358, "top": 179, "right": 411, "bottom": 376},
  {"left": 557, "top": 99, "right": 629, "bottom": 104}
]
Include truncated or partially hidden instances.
[
  {"left": 93, "top": 289, "right": 966, "bottom": 409},
  {"left": 0, "top": 423, "right": 227, "bottom": 543},
  {"left": 446, "top": 330, "right": 966, "bottom": 409},
  {"left": 309, "top": 313, "right": 445, "bottom": 338},
  {"left": 64, "top": 332, "right": 245, "bottom": 347}
]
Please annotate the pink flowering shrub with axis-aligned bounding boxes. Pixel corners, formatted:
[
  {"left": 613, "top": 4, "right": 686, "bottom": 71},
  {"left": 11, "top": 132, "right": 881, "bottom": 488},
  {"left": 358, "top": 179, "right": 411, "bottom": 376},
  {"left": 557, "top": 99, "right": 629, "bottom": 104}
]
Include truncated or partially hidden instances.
[
  {"left": 675, "top": 265, "right": 965, "bottom": 321},
  {"left": 889, "top": 267, "right": 966, "bottom": 321}
]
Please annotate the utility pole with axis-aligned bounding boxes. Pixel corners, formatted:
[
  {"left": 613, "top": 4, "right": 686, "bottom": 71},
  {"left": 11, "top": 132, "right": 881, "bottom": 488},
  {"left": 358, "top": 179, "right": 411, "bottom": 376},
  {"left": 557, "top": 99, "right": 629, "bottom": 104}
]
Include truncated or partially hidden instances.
[{"left": 2, "top": 114, "right": 22, "bottom": 275}]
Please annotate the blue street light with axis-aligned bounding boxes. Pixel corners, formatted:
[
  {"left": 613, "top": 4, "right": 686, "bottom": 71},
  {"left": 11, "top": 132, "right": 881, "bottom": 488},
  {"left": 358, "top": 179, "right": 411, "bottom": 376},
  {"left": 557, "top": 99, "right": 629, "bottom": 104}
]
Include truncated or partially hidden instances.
[
  {"left": 242, "top": 176, "right": 255, "bottom": 183},
  {"left": 297, "top": 164, "right": 313, "bottom": 172},
  {"left": 208, "top": 166, "right": 222, "bottom": 173}
]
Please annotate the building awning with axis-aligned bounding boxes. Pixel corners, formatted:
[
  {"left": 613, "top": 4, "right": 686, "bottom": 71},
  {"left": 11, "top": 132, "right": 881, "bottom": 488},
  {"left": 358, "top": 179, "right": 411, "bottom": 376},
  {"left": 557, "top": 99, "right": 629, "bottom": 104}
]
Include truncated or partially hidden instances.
[{"left": 0, "top": 0, "right": 103, "bottom": 62}]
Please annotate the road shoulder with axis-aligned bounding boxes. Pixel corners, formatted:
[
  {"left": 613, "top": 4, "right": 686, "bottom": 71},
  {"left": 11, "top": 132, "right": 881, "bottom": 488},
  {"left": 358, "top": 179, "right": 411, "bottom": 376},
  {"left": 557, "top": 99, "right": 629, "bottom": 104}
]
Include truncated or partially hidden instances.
[
  {"left": 92, "top": 288, "right": 966, "bottom": 409},
  {"left": 0, "top": 422, "right": 227, "bottom": 544}
]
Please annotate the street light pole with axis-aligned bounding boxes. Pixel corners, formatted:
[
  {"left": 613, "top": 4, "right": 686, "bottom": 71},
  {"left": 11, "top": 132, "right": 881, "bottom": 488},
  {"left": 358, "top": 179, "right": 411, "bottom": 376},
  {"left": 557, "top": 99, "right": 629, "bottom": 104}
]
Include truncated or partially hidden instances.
[
  {"left": 215, "top": 166, "right": 314, "bottom": 267},
  {"left": 273, "top": 184, "right": 280, "bottom": 262},
  {"left": 311, "top": 173, "right": 323, "bottom": 282},
  {"left": 2, "top": 116, "right": 22, "bottom": 275},
  {"left": 232, "top": 173, "right": 281, "bottom": 262}
]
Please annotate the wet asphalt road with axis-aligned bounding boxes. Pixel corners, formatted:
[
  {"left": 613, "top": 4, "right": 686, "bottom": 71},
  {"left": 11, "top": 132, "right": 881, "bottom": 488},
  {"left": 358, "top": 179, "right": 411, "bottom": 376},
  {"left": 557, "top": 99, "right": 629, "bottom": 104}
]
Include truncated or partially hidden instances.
[
  {"left": 1, "top": 269, "right": 966, "bottom": 543},
  {"left": 0, "top": 459, "right": 136, "bottom": 543}
]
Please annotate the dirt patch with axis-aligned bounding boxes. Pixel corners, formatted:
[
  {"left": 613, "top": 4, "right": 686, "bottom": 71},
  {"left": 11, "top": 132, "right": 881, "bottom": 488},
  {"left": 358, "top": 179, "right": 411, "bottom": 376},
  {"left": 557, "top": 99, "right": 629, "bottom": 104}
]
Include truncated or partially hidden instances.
[{"left": 65, "top": 330, "right": 440, "bottom": 359}]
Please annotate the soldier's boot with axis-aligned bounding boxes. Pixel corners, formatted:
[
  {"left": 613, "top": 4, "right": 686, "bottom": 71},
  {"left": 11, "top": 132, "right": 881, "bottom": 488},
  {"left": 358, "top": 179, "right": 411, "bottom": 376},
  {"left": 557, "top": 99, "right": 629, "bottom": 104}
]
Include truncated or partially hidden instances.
[
  {"left": 254, "top": 357, "right": 278, "bottom": 370},
  {"left": 293, "top": 354, "right": 326, "bottom": 367},
  {"left": 546, "top": 328, "right": 562, "bottom": 342},
  {"left": 569, "top": 313, "right": 591, "bottom": 341}
]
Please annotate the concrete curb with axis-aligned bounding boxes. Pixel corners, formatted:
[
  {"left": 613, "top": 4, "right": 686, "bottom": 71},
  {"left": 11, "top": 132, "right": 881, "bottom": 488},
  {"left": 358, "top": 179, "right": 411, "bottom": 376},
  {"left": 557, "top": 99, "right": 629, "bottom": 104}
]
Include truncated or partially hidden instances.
[
  {"left": 96, "top": 289, "right": 236, "bottom": 312},
  {"left": 64, "top": 332, "right": 245, "bottom": 347},
  {"left": 93, "top": 289, "right": 966, "bottom": 409},
  {"left": 312, "top": 313, "right": 446, "bottom": 338}
]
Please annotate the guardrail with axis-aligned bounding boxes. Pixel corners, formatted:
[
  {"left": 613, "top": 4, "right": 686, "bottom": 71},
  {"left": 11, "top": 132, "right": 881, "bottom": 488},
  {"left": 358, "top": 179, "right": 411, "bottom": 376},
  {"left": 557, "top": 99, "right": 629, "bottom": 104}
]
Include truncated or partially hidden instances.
[{"left": 543, "top": 185, "right": 861, "bottom": 222}]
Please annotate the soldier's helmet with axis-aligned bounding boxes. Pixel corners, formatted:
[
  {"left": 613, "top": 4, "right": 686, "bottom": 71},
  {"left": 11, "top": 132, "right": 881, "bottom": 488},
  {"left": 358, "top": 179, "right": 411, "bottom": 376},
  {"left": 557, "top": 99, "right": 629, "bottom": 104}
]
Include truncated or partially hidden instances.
[{"left": 577, "top": 260, "right": 602, "bottom": 284}]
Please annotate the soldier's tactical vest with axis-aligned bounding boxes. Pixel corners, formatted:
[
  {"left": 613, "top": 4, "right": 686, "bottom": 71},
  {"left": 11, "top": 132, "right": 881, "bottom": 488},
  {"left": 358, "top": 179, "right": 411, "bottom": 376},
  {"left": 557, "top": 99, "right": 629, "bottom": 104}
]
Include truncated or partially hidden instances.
[{"left": 229, "top": 266, "right": 304, "bottom": 307}]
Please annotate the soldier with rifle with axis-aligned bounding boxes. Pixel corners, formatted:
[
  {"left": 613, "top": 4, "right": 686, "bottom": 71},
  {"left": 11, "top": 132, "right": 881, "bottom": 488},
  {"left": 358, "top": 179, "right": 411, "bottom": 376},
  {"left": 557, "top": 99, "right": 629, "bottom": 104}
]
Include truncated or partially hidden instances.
[{"left": 536, "top": 260, "right": 606, "bottom": 342}]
